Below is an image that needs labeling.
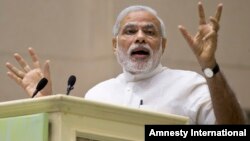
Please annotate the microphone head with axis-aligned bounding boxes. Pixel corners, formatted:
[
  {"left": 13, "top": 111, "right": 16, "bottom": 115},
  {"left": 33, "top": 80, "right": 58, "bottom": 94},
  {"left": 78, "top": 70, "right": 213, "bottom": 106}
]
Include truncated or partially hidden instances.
[
  {"left": 68, "top": 75, "right": 76, "bottom": 87},
  {"left": 36, "top": 77, "right": 48, "bottom": 91}
]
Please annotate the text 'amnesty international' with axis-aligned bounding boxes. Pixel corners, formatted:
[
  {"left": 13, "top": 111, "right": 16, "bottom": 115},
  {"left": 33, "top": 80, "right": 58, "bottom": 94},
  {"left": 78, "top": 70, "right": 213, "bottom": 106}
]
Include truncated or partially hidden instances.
[{"left": 148, "top": 128, "right": 246, "bottom": 138}]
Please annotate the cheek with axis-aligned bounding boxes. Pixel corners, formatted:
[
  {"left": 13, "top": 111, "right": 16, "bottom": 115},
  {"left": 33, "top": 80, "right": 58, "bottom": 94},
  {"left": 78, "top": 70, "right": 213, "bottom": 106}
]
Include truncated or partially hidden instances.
[
  {"left": 119, "top": 38, "right": 133, "bottom": 51},
  {"left": 150, "top": 41, "right": 162, "bottom": 52}
]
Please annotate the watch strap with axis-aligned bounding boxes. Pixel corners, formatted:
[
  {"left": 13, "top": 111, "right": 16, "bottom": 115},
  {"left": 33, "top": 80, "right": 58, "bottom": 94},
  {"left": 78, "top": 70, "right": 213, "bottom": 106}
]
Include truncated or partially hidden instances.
[{"left": 213, "top": 63, "right": 220, "bottom": 75}]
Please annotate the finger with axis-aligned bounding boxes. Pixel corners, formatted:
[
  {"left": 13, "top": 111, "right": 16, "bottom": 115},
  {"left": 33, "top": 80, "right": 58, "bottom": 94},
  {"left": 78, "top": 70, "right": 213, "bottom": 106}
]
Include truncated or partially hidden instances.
[
  {"left": 198, "top": 1, "right": 206, "bottom": 25},
  {"left": 28, "top": 47, "right": 41, "bottom": 69},
  {"left": 7, "top": 71, "right": 23, "bottom": 85},
  {"left": 178, "top": 25, "right": 195, "bottom": 48},
  {"left": 202, "top": 30, "right": 216, "bottom": 41},
  {"left": 215, "top": 3, "right": 223, "bottom": 22},
  {"left": 6, "top": 62, "right": 25, "bottom": 79},
  {"left": 210, "top": 17, "right": 220, "bottom": 32},
  {"left": 14, "top": 53, "right": 31, "bottom": 72}
]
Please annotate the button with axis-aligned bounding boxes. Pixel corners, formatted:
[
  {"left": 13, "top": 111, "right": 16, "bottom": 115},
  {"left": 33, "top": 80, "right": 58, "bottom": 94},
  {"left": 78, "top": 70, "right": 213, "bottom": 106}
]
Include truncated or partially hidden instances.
[{"left": 126, "top": 88, "right": 132, "bottom": 93}]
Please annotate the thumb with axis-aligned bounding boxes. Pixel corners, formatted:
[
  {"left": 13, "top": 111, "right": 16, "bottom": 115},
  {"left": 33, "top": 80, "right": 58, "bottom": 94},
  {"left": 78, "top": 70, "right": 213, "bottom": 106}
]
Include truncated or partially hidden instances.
[
  {"left": 41, "top": 60, "right": 52, "bottom": 96},
  {"left": 43, "top": 60, "right": 51, "bottom": 78}
]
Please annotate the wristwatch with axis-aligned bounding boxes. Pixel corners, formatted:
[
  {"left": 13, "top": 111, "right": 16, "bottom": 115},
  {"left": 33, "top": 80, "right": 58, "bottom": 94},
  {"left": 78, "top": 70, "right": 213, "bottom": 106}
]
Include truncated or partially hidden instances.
[{"left": 203, "top": 63, "right": 220, "bottom": 78}]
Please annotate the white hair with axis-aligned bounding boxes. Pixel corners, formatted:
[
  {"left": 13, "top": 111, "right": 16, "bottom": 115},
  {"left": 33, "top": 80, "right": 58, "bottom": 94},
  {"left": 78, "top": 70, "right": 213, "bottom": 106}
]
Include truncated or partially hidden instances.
[{"left": 112, "top": 5, "right": 166, "bottom": 38}]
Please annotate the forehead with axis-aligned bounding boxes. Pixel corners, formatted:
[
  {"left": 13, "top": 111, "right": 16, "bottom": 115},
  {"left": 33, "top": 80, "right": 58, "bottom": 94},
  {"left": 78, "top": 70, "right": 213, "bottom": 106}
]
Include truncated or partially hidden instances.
[{"left": 120, "top": 10, "right": 161, "bottom": 29}]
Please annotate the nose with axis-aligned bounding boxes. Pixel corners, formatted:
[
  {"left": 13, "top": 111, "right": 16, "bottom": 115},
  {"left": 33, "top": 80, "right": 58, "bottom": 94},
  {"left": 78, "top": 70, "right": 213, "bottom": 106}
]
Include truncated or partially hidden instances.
[{"left": 135, "top": 30, "right": 146, "bottom": 44}]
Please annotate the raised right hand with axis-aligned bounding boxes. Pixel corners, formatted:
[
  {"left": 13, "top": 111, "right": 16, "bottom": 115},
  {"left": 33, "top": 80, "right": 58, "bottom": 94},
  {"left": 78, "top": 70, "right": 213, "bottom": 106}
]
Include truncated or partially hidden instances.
[
  {"left": 178, "top": 2, "right": 223, "bottom": 69},
  {"left": 5, "top": 47, "right": 52, "bottom": 98}
]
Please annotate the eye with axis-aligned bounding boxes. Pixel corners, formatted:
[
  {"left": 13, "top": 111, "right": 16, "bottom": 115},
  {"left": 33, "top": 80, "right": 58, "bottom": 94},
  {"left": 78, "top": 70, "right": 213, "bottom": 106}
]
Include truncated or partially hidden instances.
[
  {"left": 123, "top": 28, "right": 137, "bottom": 35},
  {"left": 144, "top": 30, "right": 156, "bottom": 36}
]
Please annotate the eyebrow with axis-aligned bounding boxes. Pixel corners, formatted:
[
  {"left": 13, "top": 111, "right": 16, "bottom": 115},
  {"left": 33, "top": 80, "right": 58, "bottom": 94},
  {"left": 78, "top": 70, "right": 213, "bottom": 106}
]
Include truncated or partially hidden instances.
[
  {"left": 143, "top": 23, "right": 157, "bottom": 30},
  {"left": 122, "top": 22, "right": 137, "bottom": 29}
]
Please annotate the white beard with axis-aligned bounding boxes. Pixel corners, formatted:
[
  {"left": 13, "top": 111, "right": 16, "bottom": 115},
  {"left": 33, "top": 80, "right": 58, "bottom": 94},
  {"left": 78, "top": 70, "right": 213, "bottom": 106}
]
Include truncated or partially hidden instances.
[{"left": 115, "top": 38, "right": 163, "bottom": 74}]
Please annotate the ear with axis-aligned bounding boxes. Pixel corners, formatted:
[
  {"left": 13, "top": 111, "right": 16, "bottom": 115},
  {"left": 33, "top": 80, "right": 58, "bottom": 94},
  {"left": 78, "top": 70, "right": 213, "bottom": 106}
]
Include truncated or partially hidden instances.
[
  {"left": 161, "top": 37, "right": 167, "bottom": 54},
  {"left": 112, "top": 37, "right": 117, "bottom": 54}
]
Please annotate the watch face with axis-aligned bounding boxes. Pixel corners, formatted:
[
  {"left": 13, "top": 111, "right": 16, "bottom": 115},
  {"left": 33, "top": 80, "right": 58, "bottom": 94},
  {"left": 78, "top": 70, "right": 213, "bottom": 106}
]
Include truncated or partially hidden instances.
[{"left": 204, "top": 68, "right": 213, "bottom": 78}]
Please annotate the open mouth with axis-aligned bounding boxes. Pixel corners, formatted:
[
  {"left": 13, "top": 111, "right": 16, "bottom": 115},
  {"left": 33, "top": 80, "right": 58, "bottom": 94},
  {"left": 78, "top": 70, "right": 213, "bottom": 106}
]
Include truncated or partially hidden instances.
[{"left": 130, "top": 47, "right": 150, "bottom": 59}]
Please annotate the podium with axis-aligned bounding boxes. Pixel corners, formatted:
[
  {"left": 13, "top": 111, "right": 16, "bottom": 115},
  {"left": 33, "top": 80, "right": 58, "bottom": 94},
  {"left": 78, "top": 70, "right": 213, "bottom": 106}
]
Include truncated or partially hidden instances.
[{"left": 0, "top": 94, "right": 188, "bottom": 141}]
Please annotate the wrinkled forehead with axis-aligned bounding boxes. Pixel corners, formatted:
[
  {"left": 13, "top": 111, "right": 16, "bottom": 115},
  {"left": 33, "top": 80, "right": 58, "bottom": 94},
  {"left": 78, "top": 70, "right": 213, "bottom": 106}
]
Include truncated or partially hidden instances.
[{"left": 120, "top": 11, "right": 161, "bottom": 31}]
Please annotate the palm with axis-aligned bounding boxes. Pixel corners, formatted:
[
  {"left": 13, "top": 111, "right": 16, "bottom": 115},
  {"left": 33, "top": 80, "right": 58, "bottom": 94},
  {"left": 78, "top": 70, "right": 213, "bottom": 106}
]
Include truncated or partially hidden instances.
[
  {"left": 22, "top": 69, "right": 44, "bottom": 96},
  {"left": 193, "top": 24, "right": 217, "bottom": 65}
]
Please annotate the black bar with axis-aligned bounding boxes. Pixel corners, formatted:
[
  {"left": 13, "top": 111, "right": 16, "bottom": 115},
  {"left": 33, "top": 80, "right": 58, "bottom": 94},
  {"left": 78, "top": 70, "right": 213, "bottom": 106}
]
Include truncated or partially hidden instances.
[{"left": 145, "top": 125, "right": 250, "bottom": 140}]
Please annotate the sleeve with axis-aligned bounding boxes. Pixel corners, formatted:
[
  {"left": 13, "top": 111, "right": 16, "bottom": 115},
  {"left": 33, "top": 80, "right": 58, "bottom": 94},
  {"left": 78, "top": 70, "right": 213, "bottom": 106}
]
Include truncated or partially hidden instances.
[{"left": 184, "top": 73, "right": 216, "bottom": 124}]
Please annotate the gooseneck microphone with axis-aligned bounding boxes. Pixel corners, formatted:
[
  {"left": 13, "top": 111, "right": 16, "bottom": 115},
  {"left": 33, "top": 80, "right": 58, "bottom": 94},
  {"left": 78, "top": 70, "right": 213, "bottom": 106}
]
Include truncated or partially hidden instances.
[
  {"left": 66, "top": 75, "right": 76, "bottom": 95},
  {"left": 32, "top": 77, "right": 48, "bottom": 98}
]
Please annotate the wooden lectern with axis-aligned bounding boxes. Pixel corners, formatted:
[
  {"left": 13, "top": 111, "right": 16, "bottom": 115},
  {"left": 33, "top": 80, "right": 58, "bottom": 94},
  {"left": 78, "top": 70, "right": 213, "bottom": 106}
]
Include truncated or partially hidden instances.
[{"left": 0, "top": 94, "right": 188, "bottom": 141}]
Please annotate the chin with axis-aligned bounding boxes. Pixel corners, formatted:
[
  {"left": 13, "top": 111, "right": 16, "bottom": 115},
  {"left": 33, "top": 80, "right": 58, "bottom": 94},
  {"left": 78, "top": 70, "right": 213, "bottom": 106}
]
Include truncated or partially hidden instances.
[{"left": 125, "top": 61, "right": 155, "bottom": 74}]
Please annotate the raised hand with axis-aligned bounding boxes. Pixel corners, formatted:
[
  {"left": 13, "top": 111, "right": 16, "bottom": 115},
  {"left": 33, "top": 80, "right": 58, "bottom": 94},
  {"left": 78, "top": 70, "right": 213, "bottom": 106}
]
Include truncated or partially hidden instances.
[
  {"left": 5, "top": 48, "right": 52, "bottom": 98},
  {"left": 178, "top": 1, "right": 223, "bottom": 69}
]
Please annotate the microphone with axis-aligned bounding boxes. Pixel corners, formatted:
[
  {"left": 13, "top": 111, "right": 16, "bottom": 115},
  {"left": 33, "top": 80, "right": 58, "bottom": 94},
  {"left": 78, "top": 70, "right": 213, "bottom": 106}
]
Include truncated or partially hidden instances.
[
  {"left": 66, "top": 75, "right": 76, "bottom": 95},
  {"left": 32, "top": 77, "right": 48, "bottom": 98}
]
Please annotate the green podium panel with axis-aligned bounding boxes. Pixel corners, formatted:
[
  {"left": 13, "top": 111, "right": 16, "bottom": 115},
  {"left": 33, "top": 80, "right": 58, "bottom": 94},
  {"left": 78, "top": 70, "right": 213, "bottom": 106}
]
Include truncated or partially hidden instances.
[{"left": 0, "top": 113, "right": 48, "bottom": 141}]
